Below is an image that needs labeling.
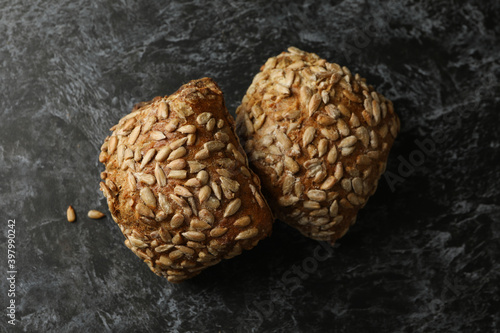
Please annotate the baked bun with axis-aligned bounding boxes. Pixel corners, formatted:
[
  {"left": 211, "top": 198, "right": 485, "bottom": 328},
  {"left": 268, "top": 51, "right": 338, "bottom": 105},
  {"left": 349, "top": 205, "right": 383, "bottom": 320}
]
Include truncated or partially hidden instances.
[
  {"left": 99, "top": 78, "right": 274, "bottom": 282},
  {"left": 236, "top": 47, "right": 399, "bottom": 244}
]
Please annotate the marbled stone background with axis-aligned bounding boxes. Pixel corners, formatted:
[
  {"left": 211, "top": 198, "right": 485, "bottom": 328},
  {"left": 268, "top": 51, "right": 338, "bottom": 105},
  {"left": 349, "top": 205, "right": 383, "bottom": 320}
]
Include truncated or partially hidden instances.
[{"left": 0, "top": 0, "right": 499, "bottom": 332}]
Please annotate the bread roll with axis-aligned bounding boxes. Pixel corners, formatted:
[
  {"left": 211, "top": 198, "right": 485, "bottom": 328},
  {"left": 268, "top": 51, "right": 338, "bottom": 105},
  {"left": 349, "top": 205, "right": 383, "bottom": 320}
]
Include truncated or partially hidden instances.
[
  {"left": 99, "top": 78, "right": 274, "bottom": 282},
  {"left": 236, "top": 47, "right": 399, "bottom": 244}
]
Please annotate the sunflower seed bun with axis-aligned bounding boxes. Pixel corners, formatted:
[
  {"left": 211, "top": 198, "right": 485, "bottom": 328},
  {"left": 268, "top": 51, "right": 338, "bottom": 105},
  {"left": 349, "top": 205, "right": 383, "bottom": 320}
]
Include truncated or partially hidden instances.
[
  {"left": 99, "top": 78, "right": 274, "bottom": 282},
  {"left": 236, "top": 47, "right": 399, "bottom": 244}
]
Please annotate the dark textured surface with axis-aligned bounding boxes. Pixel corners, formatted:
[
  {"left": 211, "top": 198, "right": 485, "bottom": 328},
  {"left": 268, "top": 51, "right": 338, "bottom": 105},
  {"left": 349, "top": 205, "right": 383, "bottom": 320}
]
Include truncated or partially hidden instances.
[{"left": 1, "top": 0, "right": 499, "bottom": 332}]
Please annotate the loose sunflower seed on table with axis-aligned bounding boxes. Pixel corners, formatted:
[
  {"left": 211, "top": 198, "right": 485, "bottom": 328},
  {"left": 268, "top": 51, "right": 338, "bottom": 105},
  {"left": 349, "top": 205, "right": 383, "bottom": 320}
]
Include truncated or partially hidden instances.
[
  {"left": 99, "top": 78, "right": 274, "bottom": 282},
  {"left": 236, "top": 47, "right": 400, "bottom": 244}
]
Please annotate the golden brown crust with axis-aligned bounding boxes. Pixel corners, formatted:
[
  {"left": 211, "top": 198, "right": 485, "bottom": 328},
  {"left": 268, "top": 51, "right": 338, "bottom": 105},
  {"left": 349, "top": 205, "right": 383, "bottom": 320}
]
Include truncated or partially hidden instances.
[
  {"left": 99, "top": 78, "right": 274, "bottom": 282},
  {"left": 236, "top": 47, "right": 399, "bottom": 244}
]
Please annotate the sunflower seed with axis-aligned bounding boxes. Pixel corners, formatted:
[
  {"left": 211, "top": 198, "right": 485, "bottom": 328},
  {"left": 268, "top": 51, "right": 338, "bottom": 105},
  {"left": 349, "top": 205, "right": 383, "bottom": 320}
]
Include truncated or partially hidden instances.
[
  {"left": 362, "top": 110, "right": 373, "bottom": 126},
  {"left": 224, "top": 198, "right": 241, "bottom": 217},
  {"left": 303, "top": 201, "right": 321, "bottom": 209},
  {"left": 370, "top": 130, "right": 379, "bottom": 148},
  {"left": 108, "top": 136, "right": 118, "bottom": 155},
  {"left": 137, "top": 173, "right": 156, "bottom": 185},
  {"left": 334, "top": 162, "right": 344, "bottom": 180},
  {"left": 155, "top": 244, "right": 174, "bottom": 253},
  {"left": 317, "top": 114, "right": 336, "bottom": 126},
  {"left": 86, "top": 210, "right": 105, "bottom": 220},
  {"left": 308, "top": 93, "right": 321, "bottom": 117},
  {"left": 307, "top": 190, "right": 327, "bottom": 202},
  {"left": 355, "top": 127, "right": 370, "bottom": 147},
  {"left": 234, "top": 216, "right": 251, "bottom": 227},
  {"left": 214, "top": 131, "right": 229, "bottom": 143},
  {"left": 187, "top": 198, "right": 198, "bottom": 216},
  {"left": 174, "top": 185, "right": 192, "bottom": 197},
  {"left": 158, "top": 193, "right": 173, "bottom": 214},
  {"left": 282, "top": 174, "right": 295, "bottom": 195},
  {"left": 117, "top": 144, "right": 125, "bottom": 165},
  {"left": 337, "top": 119, "right": 350, "bottom": 137},
  {"left": 105, "top": 179, "right": 118, "bottom": 193},
  {"left": 210, "top": 181, "right": 222, "bottom": 200},
  {"left": 168, "top": 147, "right": 187, "bottom": 161},
  {"left": 184, "top": 178, "right": 201, "bottom": 187},
  {"left": 155, "top": 146, "right": 172, "bottom": 162},
  {"left": 320, "top": 176, "right": 336, "bottom": 190},
  {"left": 235, "top": 228, "right": 258, "bottom": 240},
  {"left": 206, "top": 118, "right": 216, "bottom": 131},
  {"left": 217, "top": 158, "right": 236, "bottom": 170},
  {"left": 205, "top": 140, "right": 225, "bottom": 152},
  {"left": 286, "top": 110, "right": 301, "bottom": 120},
  {"left": 343, "top": 89, "right": 362, "bottom": 103},
  {"left": 197, "top": 170, "right": 209, "bottom": 185},
  {"left": 284, "top": 156, "right": 300, "bottom": 173},
  {"left": 240, "top": 166, "right": 251, "bottom": 178},
  {"left": 199, "top": 209, "right": 214, "bottom": 225},
  {"left": 136, "top": 203, "right": 154, "bottom": 218},
  {"left": 177, "top": 245, "right": 195, "bottom": 256},
  {"left": 278, "top": 195, "right": 299, "bottom": 206},
  {"left": 99, "top": 151, "right": 107, "bottom": 163},
  {"left": 284, "top": 69, "right": 295, "bottom": 87},
  {"left": 390, "top": 119, "right": 398, "bottom": 137},
  {"left": 170, "top": 213, "right": 184, "bottom": 228},
  {"left": 165, "top": 119, "right": 179, "bottom": 132},
  {"left": 317, "top": 139, "right": 328, "bottom": 158},
  {"left": 168, "top": 249, "right": 184, "bottom": 260},
  {"left": 253, "top": 114, "right": 267, "bottom": 131},
  {"left": 337, "top": 103, "right": 351, "bottom": 117},
  {"left": 194, "top": 148, "right": 210, "bottom": 160},
  {"left": 341, "top": 179, "right": 352, "bottom": 192},
  {"left": 275, "top": 84, "right": 290, "bottom": 95},
  {"left": 129, "top": 235, "right": 147, "bottom": 248},
  {"left": 172, "top": 233, "right": 183, "bottom": 245},
  {"left": 139, "top": 148, "right": 156, "bottom": 170},
  {"left": 210, "top": 227, "right": 228, "bottom": 238},
  {"left": 276, "top": 130, "right": 292, "bottom": 150},
  {"left": 168, "top": 170, "right": 187, "bottom": 179},
  {"left": 303, "top": 127, "right": 316, "bottom": 147},
  {"left": 127, "top": 171, "right": 137, "bottom": 190},
  {"left": 142, "top": 116, "right": 157, "bottom": 134},
  {"left": 67, "top": 205, "right": 76, "bottom": 222},
  {"left": 321, "top": 128, "right": 339, "bottom": 141},
  {"left": 338, "top": 135, "right": 357, "bottom": 148},
  {"left": 165, "top": 159, "right": 185, "bottom": 170},
  {"left": 349, "top": 113, "right": 360, "bottom": 127},
  {"left": 157, "top": 101, "right": 168, "bottom": 119},
  {"left": 119, "top": 118, "right": 136, "bottom": 135},
  {"left": 159, "top": 227, "right": 171, "bottom": 242},
  {"left": 310, "top": 208, "right": 329, "bottom": 217},
  {"left": 233, "top": 149, "right": 246, "bottom": 164},
  {"left": 188, "top": 161, "right": 206, "bottom": 173},
  {"left": 197, "top": 112, "right": 212, "bottom": 125},
  {"left": 177, "top": 125, "right": 196, "bottom": 134},
  {"left": 124, "top": 148, "right": 134, "bottom": 160},
  {"left": 150, "top": 131, "right": 166, "bottom": 141},
  {"left": 372, "top": 100, "right": 381, "bottom": 124},
  {"left": 220, "top": 176, "right": 240, "bottom": 193},
  {"left": 140, "top": 187, "right": 157, "bottom": 208},
  {"left": 341, "top": 146, "right": 356, "bottom": 156},
  {"left": 321, "top": 90, "right": 330, "bottom": 104},
  {"left": 326, "top": 145, "right": 338, "bottom": 164},
  {"left": 170, "top": 137, "right": 188, "bottom": 150},
  {"left": 352, "top": 177, "right": 363, "bottom": 195},
  {"left": 198, "top": 185, "right": 212, "bottom": 203},
  {"left": 182, "top": 231, "right": 206, "bottom": 242}
]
